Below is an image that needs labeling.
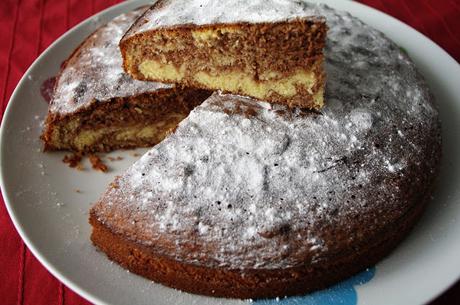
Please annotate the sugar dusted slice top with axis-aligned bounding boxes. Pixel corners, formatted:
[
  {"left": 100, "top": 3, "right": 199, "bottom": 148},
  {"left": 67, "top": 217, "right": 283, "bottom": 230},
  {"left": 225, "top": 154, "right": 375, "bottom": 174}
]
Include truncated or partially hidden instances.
[
  {"left": 51, "top": 8, "right": 171, "bottom": 116},
  {"left": 120, "top": 0, "right": 327, "bottom": 109}
]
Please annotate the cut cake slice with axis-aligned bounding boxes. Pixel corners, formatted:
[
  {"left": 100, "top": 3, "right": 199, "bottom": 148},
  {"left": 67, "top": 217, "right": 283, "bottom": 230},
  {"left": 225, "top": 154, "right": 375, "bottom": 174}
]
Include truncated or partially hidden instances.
[
  {"left": 120, "top": 0, "right": 327, "bottom": 109},
  {"left": 41, "top": 7, "right": 210, "bottom": 153}
]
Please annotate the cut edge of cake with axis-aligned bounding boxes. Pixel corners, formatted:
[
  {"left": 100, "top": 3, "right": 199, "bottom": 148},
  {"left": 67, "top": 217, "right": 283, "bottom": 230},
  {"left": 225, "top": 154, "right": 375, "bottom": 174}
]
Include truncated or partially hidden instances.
[
  {"left": 120, "top": 5, "right": 327, "bottom": 109},
  {"left": 41, "top": 88, "right": 210, "bottom": 153}
]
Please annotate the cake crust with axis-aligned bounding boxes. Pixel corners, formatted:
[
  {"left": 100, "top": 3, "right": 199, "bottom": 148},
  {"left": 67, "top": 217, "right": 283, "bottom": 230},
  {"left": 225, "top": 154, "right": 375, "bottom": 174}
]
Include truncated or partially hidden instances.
[{"left": 90, "top": 195, "right": 428, "bottom": 298}]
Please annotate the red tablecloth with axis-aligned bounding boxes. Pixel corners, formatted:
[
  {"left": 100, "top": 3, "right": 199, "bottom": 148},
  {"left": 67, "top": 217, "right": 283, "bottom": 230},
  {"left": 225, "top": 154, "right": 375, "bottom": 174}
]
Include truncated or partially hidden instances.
[{"left": 0, "top": 1, "right": 459, "bottom": 304}]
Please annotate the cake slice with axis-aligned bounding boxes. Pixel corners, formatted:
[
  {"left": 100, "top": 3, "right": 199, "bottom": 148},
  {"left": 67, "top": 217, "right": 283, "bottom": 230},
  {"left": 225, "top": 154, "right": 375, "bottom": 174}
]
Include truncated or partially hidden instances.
[
  {"left": 41, "top": 7, "right": 210, "bottom": 153},
  {"left": 120, "top": 0, "right": 327, "bottom": 109}
]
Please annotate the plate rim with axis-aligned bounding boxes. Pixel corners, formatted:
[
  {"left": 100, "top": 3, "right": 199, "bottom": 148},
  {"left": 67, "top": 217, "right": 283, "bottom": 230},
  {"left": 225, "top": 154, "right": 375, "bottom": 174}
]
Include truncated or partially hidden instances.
[{"left": 0, "top": 0, "right": 459, "bottom": 304}]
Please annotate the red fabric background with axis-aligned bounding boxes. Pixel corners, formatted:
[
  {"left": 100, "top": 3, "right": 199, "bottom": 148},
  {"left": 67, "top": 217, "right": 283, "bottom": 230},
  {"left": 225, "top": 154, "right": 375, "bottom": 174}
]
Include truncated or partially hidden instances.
[{"left": 0, "top": 1, "right": 459, "bottom": 304}]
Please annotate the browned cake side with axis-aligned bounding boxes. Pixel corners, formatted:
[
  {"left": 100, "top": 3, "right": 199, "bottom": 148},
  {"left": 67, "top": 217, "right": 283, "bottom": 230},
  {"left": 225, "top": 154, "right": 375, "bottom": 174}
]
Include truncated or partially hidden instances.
[
  {"left": 42, "top": 89, "right": 210, "bottom": 153},
  {"left": 120, "top": 1, "right": 327, "bottom": 109},
  {"left": 90, "top": 193, "right": 428, "bottom": 299}
]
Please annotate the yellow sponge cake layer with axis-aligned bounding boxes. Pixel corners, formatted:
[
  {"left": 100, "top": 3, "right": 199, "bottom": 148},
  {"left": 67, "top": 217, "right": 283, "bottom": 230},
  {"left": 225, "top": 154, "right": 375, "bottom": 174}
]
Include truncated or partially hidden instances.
[{"left": 138, "top": 60, "right": 324, "bottom": 108}]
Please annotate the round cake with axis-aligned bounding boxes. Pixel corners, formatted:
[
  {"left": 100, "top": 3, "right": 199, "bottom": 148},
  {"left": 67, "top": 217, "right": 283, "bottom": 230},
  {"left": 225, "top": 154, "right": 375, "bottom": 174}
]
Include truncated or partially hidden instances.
[{"left": 90, "top": 3, "right": 441, "bottom": 299}]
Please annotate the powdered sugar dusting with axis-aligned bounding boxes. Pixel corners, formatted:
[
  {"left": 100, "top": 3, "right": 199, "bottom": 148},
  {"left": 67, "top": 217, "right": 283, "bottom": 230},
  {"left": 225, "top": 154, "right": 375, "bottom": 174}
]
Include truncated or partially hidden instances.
[
  {"left": 94, "top": 4, "right": 440, "bottom": 269},
  {"left": 127, "top": 0, "right": 323, "bottom": 35},
  {"left": 50, "top": 8, "right": 172, "bottom": 115}
]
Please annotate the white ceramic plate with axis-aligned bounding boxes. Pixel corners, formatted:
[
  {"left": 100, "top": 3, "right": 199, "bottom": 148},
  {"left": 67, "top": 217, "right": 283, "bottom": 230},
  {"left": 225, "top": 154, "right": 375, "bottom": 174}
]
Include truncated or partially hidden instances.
[{"left": 1, "top": 1, "right": 460, "bottom": 304}]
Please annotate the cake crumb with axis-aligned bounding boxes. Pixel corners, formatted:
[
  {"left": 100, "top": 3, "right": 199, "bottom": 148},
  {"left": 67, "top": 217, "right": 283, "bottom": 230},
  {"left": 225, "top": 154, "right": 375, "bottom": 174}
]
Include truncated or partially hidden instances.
[
  {"left": 131, "top": 153, "right": 141, "bottom": 157},
  {"left": 108, "top": 156, "right": 124, "bottom": 161},
  {"left": 109, "top": 181, "right": 119, "bottom": 189},
  {"left": 244, "top": 107, "right": 258, "bottom": 118},
  {"left": 75, "top": 189, "right": 83, "bottom": 193},
  {"left": 63, "top": 153, "right": 83, "bottom": 168},
  {"left": 164, "top": 125, "right": 178, "bottom": 138},
  {"left": 89, "top": 154, "right": 108, "bottom": 172}
]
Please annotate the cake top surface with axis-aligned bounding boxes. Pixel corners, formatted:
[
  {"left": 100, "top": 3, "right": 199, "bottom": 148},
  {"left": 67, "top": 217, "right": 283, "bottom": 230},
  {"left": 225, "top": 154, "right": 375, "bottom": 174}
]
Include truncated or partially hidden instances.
[
  {"left": 50, "top": 7, "right": 172, "bottom": 115},
  {"left": 94, "top": 4, "right": 440, "bottom": 269},
  {"left": 124, "top": 0, "right": 324, "bottom": 36}
]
